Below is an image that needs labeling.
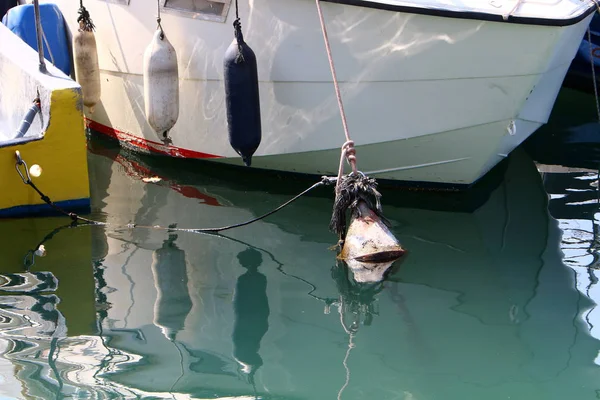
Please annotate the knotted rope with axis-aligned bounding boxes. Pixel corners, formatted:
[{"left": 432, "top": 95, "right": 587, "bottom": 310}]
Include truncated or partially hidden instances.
[{"left": 77, "top": 0, "right": 95, "bottom": 32}]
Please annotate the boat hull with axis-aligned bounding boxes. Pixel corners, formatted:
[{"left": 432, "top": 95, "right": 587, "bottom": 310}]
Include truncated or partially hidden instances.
[
  {"left": 54, "top": 0, "right": 593, "bottom": 186},
  {"left": 0, "top": 23, "right": 90, "bottom": 218}
]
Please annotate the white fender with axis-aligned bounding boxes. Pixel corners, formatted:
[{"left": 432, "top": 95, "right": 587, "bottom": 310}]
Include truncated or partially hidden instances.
[
  {"left": 73, "top": 24, "right": 101, "bottom": 113},
  {"left": 143, "top": 30, "right": 179, "bottom": 140}
]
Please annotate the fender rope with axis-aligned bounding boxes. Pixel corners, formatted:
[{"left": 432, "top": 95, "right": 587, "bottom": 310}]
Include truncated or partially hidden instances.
[{"left": 77, "top": 0, "right": 95, "bottom": 32}]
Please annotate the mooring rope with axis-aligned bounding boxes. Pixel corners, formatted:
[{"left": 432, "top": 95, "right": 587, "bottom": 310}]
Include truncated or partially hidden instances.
[
  {"left": 587, "top": 27, "right": 600, "bottom": 123},
  {"left": 337, "top": 309, "right": 356, "bottom": 400},
  {"left": 314, "top": 0, "right": 357, "bottom": 191},
  {"left": 503, "top": 0, "right": 524, "bottom": 20},
  {"left": 22, "top": 221, "right": 95, "bottom": 270},
  {"left": 587, "top": 0, "right": 600, "bottom": 123},
  {"left": 14, "top": 151, "right": 335, "bottom": 235}
]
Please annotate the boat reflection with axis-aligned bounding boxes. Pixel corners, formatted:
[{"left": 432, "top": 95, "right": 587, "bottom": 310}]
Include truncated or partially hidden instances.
[
  {"left": 0, "top": 141, "right": 599, "bottom": 399},
  {"left": 539, "top": 165, "right": 600, "bottom": 361}
]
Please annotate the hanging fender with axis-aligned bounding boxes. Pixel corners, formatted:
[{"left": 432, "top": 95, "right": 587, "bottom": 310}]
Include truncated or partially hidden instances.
[
  {"left": 143, "top": 29, "right": 179, "bottom": 142},
  {"left": 224, "top": 21, "right": 261, "bottom": 167},
  {"left": 73, "top": 21, "right": 101, "bottom": 113}
]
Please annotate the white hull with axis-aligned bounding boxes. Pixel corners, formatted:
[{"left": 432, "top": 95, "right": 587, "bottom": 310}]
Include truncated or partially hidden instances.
[{"left": 53, "top": 0, "right": 594, "bottom": 185}]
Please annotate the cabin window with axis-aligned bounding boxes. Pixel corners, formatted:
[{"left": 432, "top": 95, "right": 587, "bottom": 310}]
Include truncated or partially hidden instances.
[{"left": 162, "top": 0, "right": 231, "bottom": 22}]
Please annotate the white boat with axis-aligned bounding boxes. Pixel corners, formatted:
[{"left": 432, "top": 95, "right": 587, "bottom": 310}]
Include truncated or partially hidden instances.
[{"left": 50, "top": 0, "right": 595, "bottom": 186}]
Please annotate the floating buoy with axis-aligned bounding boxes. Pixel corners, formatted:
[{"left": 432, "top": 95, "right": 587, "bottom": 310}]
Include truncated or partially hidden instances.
[
  {"left": 143, "top": 29, "right": 179, "bottom": 142},
  {"left": 330, "top": 174, "right": 405, "bottom": 283},
  {"left": 339, "top": 201, "right": 405, "bottom": 283},
  {"left": 73, "top": 7, "right": 101, "bottom": 113},
  {"left": 34, "top": 244, "right": 46, "bottom": 257},
  {"left": 224, "top": 20, "right": 261, "bottom": 166}
]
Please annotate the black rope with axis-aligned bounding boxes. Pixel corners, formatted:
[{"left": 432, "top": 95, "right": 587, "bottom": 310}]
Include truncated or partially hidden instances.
[
  {"left": 77, "top": 0, "right": 95, "bottom": 32},
  {"left": 232, "top": 0, "right": 245, "bottom": 62},
  {"left": 118, "top": 177, "right": 332, "bottom": 234},
  {"left": 157, "top": 0, "right": 164, "bottom": 40},
  {"left": 14, "top": 151, "right": 335, "bottom": 235},
  {"left": 23, "top": 222, "right": 94, "bottom": 271},
  {"left": 189, "top": 179, "right": 330, "bottom": 234},
  {"left": 15, "top": 155, "right": 100, "bottom": 225},
  {"left": 28, "top": 179, "right": 97, "bottom": 224}
]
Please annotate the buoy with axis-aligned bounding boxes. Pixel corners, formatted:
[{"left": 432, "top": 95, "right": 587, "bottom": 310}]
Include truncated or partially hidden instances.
[
  {"left": 73, "top": 15, "right": 101, "bottom": 113},
  {"left": 143, "top": 29, "right": 179, "bottom": 142},
  {"left": 329, "top": 173, "right": 405, "bottom": 283},
  {"left": 34, "top": 244, "right": 46, "bottom": 257},
  {"left": 224, "top": 20, "right": 261, "bottom": 166},
  {"left": 338, "top": 201, "right": 405, "bottom": 283}
]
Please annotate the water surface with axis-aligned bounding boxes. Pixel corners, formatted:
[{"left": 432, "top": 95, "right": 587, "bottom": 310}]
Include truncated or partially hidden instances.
[{"left": 2, "top": 94, "right": 600, "bottom": 399}]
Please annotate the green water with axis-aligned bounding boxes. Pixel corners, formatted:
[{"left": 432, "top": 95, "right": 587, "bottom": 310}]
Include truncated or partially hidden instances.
[{"left": 2, "top": 91, "right": 600, "bottom": 399}]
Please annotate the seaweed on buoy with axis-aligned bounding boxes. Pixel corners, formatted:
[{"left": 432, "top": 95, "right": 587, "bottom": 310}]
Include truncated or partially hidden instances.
[{"left": 331, "top": 174, "right": 405, "bottom": 283}]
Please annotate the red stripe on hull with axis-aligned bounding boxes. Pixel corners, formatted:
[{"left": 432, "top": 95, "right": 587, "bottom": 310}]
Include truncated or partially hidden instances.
[{"left": 86, "top": 119, "right": 223, "bottom": 160}]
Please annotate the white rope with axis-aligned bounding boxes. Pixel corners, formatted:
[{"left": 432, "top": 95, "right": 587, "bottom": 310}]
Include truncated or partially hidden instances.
[
  {"left": 504, "top": 0, "right": 524, "bottom": 20},
  {"left": 337, "top": 334, "right": 354, "bottom": 400},
  {"left": 314, "top": 0, "right": 357, "bottom": 191},
  {"left": 41, "top": 27, "right": 55, "bottom": 66}
]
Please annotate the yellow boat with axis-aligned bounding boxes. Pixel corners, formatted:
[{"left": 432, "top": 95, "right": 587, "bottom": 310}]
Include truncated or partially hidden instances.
[{"left": 0, "top": 19, "right": 89, "bottom": 217}]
